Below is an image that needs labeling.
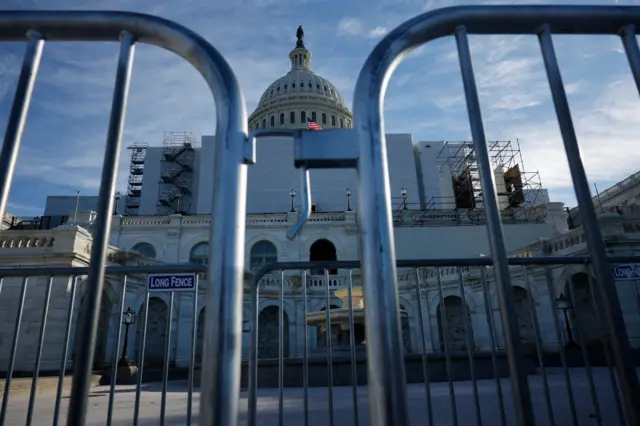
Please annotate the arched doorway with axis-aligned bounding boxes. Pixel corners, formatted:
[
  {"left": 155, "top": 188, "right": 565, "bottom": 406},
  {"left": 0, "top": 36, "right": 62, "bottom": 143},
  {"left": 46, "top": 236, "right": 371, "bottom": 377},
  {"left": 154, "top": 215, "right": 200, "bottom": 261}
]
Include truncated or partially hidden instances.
[
  {"left": 512, "top": 287, "right": 535, "bottom": 345},
  {"left": 566, "top": 273, "right": 600, "bottom": 345},
  {"left": 399, "top": 304, "right": 412, "bottom": 353},
  {"left": 136, "top": 297, "right": 169, "bottom": 368},
  {"left": 196, "top": 308, "right": 206, "bottom": 364},
  {"left": 258, "top": 306, "right": 290, "bottom": 359},
  {"left": 437, "top": 296, "right": 474, "bottom": 351},
  {"left": 309, "top": 239, "right": 337, "bottom": 275},
  {"left": 75, "top": 283, "right": 114, "bottom": 370}
]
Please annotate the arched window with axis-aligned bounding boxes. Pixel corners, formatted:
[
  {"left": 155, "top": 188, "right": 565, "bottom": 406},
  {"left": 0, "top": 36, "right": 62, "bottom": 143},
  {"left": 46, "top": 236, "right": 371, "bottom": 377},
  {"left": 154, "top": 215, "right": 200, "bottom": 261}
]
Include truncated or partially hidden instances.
[
  {"left": 331, "top": 115, "right": 336, "bottom": 126},
  {"left": 131, "top": 242, "right": 156, "bottom": 259},
  {"left": 279, "top": 113, "right": 285, "bottom": 125},
  {"left": 249, "top": 240, "right": 278, "bottom": 272},
  {"left": 309, "top": 239, "right": 338, "bottom": 275},
  {"left": 270, "top": 115, "right": 275, "bottom": 127},
  {"left": 262, "top": 118, "right": 266, "bottom": 128},
  {"left": 301, "top": 111, "right": 307, "bottom": 123},
  {"left": 311, "top": 111, "right": 316, "bottom": 122},
  {"left": 290, "top": 111, "right": 295, "bottom": 123},
  {"left": 190, "top": 242, "right": 209, "bottom": 266},
  {"left": 322, "top": 113, "right": 327, "bottom": 125}
]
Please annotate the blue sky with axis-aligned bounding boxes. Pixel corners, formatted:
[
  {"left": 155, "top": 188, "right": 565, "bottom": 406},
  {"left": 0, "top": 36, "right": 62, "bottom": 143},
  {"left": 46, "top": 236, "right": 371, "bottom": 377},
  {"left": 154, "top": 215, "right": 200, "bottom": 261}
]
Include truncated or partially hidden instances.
[{"left": 1, "top": 0, "right": 639, "bottom": 217}]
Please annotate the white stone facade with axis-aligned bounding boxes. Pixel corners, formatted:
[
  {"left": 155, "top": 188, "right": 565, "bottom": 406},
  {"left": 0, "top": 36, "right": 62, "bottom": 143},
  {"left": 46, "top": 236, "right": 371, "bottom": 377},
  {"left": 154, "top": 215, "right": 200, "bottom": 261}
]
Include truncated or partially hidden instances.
[{"left": 2, "top": 208, "right": 640, "bottom": 374}]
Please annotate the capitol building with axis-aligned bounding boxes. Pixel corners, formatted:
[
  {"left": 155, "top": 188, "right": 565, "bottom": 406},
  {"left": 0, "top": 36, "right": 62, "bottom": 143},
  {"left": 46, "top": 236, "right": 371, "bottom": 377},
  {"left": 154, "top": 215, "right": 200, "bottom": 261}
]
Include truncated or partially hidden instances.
[{"left": 1, "top": 28, "right": 639, "bottom": 379}]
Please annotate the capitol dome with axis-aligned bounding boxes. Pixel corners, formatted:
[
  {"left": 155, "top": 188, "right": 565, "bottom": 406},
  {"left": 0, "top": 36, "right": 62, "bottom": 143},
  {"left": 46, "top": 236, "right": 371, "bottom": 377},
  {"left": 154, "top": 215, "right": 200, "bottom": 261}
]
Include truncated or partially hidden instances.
[{"left": 248, "top": 26, "right": 353, "bottom": 131}]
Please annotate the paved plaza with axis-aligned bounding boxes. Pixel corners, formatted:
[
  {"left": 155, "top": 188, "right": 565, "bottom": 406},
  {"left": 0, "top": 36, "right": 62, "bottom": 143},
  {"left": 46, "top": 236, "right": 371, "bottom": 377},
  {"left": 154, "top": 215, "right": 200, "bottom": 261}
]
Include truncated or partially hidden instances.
[{"left": 2, "top": 367, "right": 634, "bottom": 425}]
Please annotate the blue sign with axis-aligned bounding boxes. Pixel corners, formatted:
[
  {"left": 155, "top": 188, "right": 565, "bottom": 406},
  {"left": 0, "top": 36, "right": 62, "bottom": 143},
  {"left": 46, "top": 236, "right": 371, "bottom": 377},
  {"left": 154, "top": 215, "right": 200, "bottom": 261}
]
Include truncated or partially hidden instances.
[
  {"left": 148, "top": 273, "right": 197, "bottom": 292},
  {"left": 612, "top": 264, "right": 640, "bottom": 281}
]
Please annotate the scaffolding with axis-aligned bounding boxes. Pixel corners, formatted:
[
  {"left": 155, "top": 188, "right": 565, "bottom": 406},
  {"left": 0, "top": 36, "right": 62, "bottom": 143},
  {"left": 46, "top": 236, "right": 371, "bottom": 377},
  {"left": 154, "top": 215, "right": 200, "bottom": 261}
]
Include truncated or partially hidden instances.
[
  {"left": 125, "top": 142, "right": 148, "bottom": 216},
  {"left": 435, "top": 139, "right": 545, "bottom": 222},
  {"left": 157, "top": 131, "right": 197, "bottom": 215}
]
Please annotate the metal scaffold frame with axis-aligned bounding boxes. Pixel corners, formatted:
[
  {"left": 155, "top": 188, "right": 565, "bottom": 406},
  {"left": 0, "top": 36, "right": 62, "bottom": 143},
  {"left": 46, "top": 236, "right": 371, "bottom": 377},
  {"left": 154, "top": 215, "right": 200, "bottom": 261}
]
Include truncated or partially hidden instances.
[
  {"left": 125, "top": 142, "right": 148, "bottom": 216},
  {"left": 435, "top": 139, "right": 545, "bottom": 222},
  {"left": 157, "top": 131, "right": 197, "bottom": 216}
]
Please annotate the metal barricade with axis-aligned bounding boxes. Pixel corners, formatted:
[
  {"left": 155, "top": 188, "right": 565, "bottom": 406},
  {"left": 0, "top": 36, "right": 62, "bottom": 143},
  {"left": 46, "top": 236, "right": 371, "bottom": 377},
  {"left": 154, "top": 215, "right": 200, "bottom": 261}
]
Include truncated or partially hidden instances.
[
  {"left": 247, "top": 256, "right": 640, "bottom": 426},
  {"left": 0, "top": 4, "right": 640, "bottom": 426},
  {"left": 0, "top": 10, "right": 248, "bottom": 426}
]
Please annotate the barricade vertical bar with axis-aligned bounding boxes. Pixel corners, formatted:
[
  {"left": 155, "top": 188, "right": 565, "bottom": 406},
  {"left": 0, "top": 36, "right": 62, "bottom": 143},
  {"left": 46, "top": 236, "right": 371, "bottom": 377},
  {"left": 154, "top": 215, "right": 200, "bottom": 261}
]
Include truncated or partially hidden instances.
[
  {"left": 454, "top": 25, "right": 535, "bottom": 426},
  {"left": 324, "top": 268, "right": 334, "bottom": 426},
  {"left": 279, "top": 270, "right": 285, "bottom": 426},
  {"left": 413, "top": 268, "right": 433, "bottom": 426},
  {"left": 133, "top": 293, "right": 150, "bottom": 426},
  {"left": 543, "top": 266, "right": 578, "bottom": 426},
  {"left": 457, "top": 267, "right": 482, "bottom": 426},
  {"left": 522, "top": 267, "right": 555, "bottom": 426},
  {"left": 25, "top": 276, "right": 54, "bottom": 426},
  {"left": 479, "top": 267, "right": 507, "bottom": 426},
  {"left": 0, "top": 31, "right": 43, "bottom": 222},
  {"left": 187, "top": 278, "right": 199, "bottom": 426},
  {"left": 106, "top": 276, "right": 128, "bottom": 426},
  {"left": 199, "top": 21, "right": 249, "bottom": 426},
  {"left": 347, "top": 269, "right": 359, "bottom": 426},
  {"left": 620, "top": 25, "right": 640, "bottom": 92},
  {"left": 0, "top": 277, "right": 28, "bottom": 426},
  {"left": 538, "top": 25, "right": 640, "bottom": 425},
  {"left": 160, "top": 292, "right": 175, "bottom": 426},
  {"left": 565, "top": 266, "right": 602, "bottom": 425},
  {"left": 67, "top": 31, "right": 135, "bottom": 426},
  {"left": 302, "top": 270, "right": 309, "bottom": 426},
  {"left": 354, "top": 43, "right": 409, "bottom": 426},
  {"left": 53, "top": 276, "right": 78, "bottom": 426},
  {"left": 248, "top": 274, "right": 259, "bottom": 426},
  {"left": 436, "top": 269, "right": 458, "bottom": 426}
]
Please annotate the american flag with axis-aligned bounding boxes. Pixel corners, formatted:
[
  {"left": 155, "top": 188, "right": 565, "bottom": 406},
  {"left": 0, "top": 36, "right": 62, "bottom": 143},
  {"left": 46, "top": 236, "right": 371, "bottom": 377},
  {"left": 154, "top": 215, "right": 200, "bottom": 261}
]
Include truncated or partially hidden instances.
[{"left": 306, "top": 118, "right": 322, "bottom": 131}]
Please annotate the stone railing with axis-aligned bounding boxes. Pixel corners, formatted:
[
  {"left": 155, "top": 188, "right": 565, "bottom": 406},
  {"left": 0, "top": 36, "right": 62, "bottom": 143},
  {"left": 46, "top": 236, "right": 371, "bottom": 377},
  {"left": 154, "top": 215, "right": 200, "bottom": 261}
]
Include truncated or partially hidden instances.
[{"left": 0, "top": 230, "right": 58, "bottom": 249}]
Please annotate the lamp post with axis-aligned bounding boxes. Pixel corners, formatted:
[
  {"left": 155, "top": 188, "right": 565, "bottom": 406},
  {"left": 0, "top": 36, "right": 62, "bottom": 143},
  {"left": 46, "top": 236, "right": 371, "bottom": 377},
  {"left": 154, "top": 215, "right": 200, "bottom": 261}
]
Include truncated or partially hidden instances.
[
  {"left": 119, "top": 307, "right": 136, "bottom": 366},
  {"left": 346, "top": 188, "right": 352, "bottom": 211},
  {"left": 114, "top": 191, "right": 121, "bottom": 216},
  {"left": 400, "top": 187, "right": 408, "bottom": 210},
  {"left": 556, "top": 293, "right": 578, "bottom": 348},
  {"left": 290, "top": 189, "right": 296, "bottom": 212}
]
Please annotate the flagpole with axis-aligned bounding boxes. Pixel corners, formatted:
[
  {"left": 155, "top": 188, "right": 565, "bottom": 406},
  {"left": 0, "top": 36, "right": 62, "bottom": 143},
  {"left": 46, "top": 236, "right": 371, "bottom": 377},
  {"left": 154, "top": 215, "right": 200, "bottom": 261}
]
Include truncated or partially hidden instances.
[{"left": 73, "top": 190, "right": 80, "bottom": 225}]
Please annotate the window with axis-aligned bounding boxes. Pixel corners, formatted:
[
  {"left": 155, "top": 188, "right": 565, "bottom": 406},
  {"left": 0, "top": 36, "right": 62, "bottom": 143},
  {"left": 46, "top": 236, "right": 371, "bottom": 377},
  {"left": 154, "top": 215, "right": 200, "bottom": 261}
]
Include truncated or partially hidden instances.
[
  {"left": 311, "top": 111, "right": 316, "bottom": 122},
  {"left": 346, "top": 120, "right": 351, "bottom": 128},
  {"left": 301, "top": 111, "right": 306, "bottom": 123},
  {"left": 255, "top": 121, "right": 259, "bottom": 129},
  {"left": 322, "top": 113, "right": 327, "bottom": 124},
  {"left": 189, "top": 242, "right": 209, "bottom": 265},
  {"left": 292, "top": 82, "right": 296, "bottom": 89},
  {"left": 279, "top": 113, "right": 285, "bottom": 125},
  {"left": 249, "top": 240, "right": 278, "bottom": 272},
  {"left": 262, "top": 118, "right": 266, "bottom": 128},
  {"left": 277, "top": 86, "right": 280, "bottom": 92},
  {"left": 331, "top": 115, "right": 336, "bottom": 126},
  {"left": 131, "top": 242, "right": 156, "bottom": 259},
  {"left": 308, "top": 82, "right": 312, "bottom": 88},
  {"left": 190, "top": 242, "right": 209, "bottom": 280},
  {"left": 340, "top": 118, "right": 344, "bottom": 128},
  {"left": 290, "top": 111, "right": 295, "bottom": 123},
  {"left": 270, "top": 116, "right": 275, "bottom": 127},
  {"left": 284, "top": 84, "right": 288, "bottom": 90}
]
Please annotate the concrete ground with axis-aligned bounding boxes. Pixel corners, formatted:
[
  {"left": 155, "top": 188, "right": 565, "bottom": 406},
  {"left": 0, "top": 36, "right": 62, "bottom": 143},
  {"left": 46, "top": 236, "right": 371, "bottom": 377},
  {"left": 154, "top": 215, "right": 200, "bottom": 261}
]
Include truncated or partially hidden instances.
[{"left": 1, "top": 367, "right": 634, "bottom": 425}]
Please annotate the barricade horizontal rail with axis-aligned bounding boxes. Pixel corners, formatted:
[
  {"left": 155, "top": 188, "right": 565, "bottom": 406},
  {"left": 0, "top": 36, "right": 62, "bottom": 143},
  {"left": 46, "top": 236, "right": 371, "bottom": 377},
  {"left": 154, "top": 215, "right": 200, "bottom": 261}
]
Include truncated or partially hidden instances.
[{"left": 0, "top": 10, "right": 247, "bottom": 426}]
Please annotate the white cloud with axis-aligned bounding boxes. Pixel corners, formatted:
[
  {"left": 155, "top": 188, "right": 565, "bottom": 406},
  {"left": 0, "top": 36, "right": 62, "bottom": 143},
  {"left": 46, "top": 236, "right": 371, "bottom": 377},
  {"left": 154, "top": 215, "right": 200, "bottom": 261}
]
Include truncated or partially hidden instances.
[
  {"left": 337, "top": 18, "right": 388, "bottom": 39},
  {"left": 368, "top": 26, "right": 389, "bottom": 38}
]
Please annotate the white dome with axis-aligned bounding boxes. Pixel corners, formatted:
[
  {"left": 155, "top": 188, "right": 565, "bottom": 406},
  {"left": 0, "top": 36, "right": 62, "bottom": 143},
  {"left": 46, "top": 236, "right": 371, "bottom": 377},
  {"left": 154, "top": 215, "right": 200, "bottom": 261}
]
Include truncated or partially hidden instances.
[{"left": 248, "top": 28, "right": 352, "bottom": 131}]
